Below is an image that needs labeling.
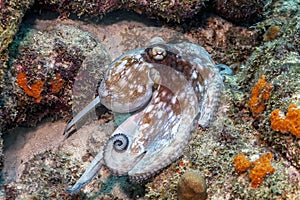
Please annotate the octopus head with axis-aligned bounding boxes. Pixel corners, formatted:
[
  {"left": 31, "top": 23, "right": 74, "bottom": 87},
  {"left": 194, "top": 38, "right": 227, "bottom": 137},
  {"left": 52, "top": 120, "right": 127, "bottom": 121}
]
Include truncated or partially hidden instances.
[{"left": 98, "top": 54, "right": 159, "bottom": 113}]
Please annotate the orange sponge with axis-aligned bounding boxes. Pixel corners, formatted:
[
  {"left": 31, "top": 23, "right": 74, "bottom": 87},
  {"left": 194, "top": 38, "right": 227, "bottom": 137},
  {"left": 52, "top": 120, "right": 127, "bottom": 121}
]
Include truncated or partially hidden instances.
[
  {"left": 16, "top": 72, "right": 44, "bottom": 103},
  {"left": 270, "top": 104, "right": 300, "bottom": 137},
  {"left": 249, "top": 152, "right": 275, "bottom": 188},
  {"left": 249, "top": 75, "right": 272, "bottom": 116},
  {"left": 233, "top": 154, "right": 251, "bottom": 173},
  {"left": 233, "top": 152, "right": 275, "bottom": 188}
]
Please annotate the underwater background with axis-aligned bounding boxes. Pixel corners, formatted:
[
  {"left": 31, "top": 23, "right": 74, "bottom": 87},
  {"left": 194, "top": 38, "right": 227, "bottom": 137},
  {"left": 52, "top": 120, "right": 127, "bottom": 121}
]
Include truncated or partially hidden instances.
[{"left": 0, "top": 0, "right": 299, "bottom": 199}]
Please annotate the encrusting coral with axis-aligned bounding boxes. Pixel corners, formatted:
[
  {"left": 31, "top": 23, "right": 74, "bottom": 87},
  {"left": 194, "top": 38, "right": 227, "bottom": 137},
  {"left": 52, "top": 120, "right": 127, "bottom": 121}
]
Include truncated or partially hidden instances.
[
  {"left": 270, "top": 104, "right": 300, "bottom": 137},
  {"left": 233, "top": 152, "right": 275, "bottom": 188},
  {"left": 249, "top": 75, "right": 272, "bottom": 116}
]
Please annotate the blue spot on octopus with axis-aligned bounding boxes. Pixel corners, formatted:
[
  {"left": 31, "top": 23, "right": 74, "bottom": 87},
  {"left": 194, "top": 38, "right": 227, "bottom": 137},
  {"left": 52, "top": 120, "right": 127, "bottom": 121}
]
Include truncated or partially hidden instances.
[{"left": 63, "top": 37, "right": 224, "bottom": 193}]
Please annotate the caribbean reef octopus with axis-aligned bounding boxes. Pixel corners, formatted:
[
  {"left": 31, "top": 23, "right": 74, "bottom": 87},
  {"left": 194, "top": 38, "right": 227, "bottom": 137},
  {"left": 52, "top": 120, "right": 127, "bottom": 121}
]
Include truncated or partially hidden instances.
[{"left": 64, "top": 37, "right": 224, "bottom": 193}]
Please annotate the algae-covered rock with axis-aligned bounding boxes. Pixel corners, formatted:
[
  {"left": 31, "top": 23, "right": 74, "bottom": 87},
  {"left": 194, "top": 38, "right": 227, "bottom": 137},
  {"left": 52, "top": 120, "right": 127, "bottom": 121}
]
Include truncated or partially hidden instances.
[
  {"left": 0, "top": 0, "right": 34, "bottom": 189},
  {"left": 212, "top": 0, "right": 265, "bottom": 23},
  {"left": 177, "top": 171, "right": 207, "bottom": 200},
  {"left": 37, "top": 0, "right": 209, "bottom": 23},
  {"left": 1, "top": 23, "right": 110, "bottom": 131},
  {"left": 237, "top": 0, "right": 300, "bottom": 169},
  {"left": 146, "top": 1, "right": 300, "bottom": 199}
]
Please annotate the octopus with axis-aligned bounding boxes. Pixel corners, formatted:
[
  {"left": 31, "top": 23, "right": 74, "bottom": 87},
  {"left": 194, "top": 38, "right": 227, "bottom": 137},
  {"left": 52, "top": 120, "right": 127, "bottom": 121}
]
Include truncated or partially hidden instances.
[{"left": 64, "top": 37, "right": 224, "bottom": 193}]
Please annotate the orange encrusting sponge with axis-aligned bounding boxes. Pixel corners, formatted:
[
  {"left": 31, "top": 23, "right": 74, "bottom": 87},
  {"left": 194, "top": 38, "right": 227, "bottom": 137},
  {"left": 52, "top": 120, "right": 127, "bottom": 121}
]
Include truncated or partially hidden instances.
[
  {"left": 270, "top": 104, "right": 300, "bottom": 137},
  {"left": 249, "top": 75, "right": 272, "bottom": 116},
  {"left": 233, "top": 152, "right": 275, "bottom": 188},
  {"left": 16, "top": 72, "right": 44, "bottom": 103},
  {"left": 249, "top": 152, "right": 275, "bottom": 188},
  {"left": 232, "top": 154, "right": 251, "bottom": 173}
]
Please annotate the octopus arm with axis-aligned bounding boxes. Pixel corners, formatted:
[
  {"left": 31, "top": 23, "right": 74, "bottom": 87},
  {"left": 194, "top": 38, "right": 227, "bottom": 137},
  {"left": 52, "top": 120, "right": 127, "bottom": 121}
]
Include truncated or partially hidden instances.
[{"left": 67, "top": 150, "right": 104, "bottom": 194}]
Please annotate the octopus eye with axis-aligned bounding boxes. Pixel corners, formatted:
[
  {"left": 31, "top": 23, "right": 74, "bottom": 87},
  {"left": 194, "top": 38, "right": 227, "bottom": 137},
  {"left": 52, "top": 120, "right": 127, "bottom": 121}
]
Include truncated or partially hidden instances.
[
  {"left": 111, "top": 133, "right": 129, "bottom": 152},
  {"left": 151, "top": 46, "right": 167, "bottom": 61}
]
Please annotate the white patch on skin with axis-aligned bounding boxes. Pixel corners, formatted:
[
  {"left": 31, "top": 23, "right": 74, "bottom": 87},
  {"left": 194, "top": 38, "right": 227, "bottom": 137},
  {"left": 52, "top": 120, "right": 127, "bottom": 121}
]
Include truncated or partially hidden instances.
[
  {"left": 192, "top": 71, "right": 198, "bottom": 79},
  {"left": 157, "top": 110, "right": 163, "bottom": 119},
  {"left": 154, "top": 96, "right": 160, "bottom": 104},
  {"left": 171, "top": 122, "right": 180, "bottom": 136},
  {"left": 171, "top": 96, "right": 177, "bottom": 104},
  {"left": 129, "top": 90, "right": 134, "bottom": 96},
  {"left": 197, "top": 83, "right": 204, "bottom": 93},
  {"left": 138, "top": 85, "right": 144, "bottom": 93},
  {"left": 161, "top": 90, "right": 167, "bottom": 97},
  {"left": 145, "top": 104, "right": 154, "bottom": 112},
  {"left": 140, "top": 123, "right": 150, "bottom": 130},
  {"left": 115, "top": 60, "right": 128, "bottom": 73},
  {"left": 135, "top": 54, "right": 142, "bottom": 60},
  {"left": 119, "top": 77, "right": 127, "bottom": 86}
]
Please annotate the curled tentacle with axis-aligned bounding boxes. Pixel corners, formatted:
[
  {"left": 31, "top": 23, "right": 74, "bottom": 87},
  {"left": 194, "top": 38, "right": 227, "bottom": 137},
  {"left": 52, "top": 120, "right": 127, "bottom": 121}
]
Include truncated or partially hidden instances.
[{"left": 111, "top": 133, "right": 129, "bottom": 152}]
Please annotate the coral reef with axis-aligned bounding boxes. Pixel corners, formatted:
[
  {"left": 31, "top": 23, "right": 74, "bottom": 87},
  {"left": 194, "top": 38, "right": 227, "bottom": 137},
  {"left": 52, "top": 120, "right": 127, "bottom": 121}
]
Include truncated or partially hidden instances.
[
  {"left": 177, "top": 170, "right": 207, "bottom": 200},
  {"left": 0, "top": 0, "right": 34, "bottom": 191},
  {"left": 0, "top": 0, "right": 299, "bottom": 199},
  {"left": 212, "top": 0, "right": 265, "bottom": 23},
  {"left": 38, "top": 0, "right": 120, "bottom": 19},
  {"left": 249, "top": 75, "right": 272, "bottom": 116},
  {"left": 270, "top": 104, "right": 300, "bottom": 137},
  {"left": 0, "top": 0, "right": 34, "bottom": 54},
  {"left": 188, "top": 16, "right": 261, "bottom": 70},
  {"left": 124, "top": 0, "right": 209, "bottom": 23}
]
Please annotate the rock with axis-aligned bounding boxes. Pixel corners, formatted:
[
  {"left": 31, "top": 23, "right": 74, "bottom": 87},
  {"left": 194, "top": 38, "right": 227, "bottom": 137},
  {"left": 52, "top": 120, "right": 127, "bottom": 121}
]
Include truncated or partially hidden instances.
[
  {"left": 212, "top": 0, "right": 264, "bottom": 23},
  {"left": 1, "top": 23, "right": 110, "bottom": 131},
  {"left": 177, "top": 171, "right": 207, "bottom": 200}
]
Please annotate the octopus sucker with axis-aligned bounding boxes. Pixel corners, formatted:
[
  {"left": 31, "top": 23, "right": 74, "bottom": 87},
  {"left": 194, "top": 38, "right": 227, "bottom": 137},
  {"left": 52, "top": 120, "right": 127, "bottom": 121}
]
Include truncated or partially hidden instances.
[{"left": 64, "top": 37, "right": 224, "bottom": 193}]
